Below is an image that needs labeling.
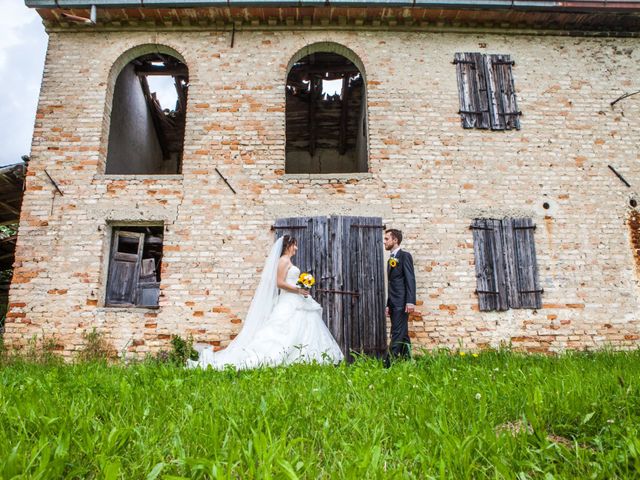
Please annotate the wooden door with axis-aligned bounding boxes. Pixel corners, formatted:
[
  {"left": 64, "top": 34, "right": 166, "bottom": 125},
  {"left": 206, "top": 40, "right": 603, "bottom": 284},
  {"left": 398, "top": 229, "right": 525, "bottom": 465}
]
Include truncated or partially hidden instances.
[{"left": 274, "top": 216, "right": 386, "bottom": 359}]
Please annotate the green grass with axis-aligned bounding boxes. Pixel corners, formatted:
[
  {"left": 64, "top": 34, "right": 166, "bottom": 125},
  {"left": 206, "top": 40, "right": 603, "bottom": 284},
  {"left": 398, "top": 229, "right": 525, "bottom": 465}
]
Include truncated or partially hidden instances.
[{"left": 1, "top": 350, "right": 639, "bottom": 479}]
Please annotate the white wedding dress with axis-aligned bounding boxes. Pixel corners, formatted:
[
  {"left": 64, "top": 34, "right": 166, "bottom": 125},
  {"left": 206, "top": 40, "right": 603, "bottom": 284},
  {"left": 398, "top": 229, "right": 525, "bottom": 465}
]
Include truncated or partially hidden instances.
[{"left": 188, "top": 238, "right": 344, "bottom": 370}]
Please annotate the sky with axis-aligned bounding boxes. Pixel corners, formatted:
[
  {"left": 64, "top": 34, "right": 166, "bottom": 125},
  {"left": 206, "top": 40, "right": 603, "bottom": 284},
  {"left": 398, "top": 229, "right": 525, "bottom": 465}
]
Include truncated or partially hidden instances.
[{"left": 0, "top": 0, "right": 48, "bottom": 166}]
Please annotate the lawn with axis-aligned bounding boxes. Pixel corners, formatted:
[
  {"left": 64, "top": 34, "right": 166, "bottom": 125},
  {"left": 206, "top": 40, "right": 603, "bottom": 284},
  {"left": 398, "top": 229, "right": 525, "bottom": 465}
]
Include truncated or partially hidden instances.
[{"left": 1, "top": 350, "right": 639, "bottom": 479}]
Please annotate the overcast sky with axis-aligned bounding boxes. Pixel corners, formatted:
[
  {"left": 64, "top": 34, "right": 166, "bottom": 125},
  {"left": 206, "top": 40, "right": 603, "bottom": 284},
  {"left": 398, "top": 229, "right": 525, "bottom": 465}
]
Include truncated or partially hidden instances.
[{"left": 0, "top": 0, "right": 47, "bottom": 166}]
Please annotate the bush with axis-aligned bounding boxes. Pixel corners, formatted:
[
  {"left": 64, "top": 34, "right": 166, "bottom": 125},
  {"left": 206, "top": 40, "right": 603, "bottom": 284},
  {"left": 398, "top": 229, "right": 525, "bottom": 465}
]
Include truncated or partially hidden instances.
[
  {"left": 25, "top": 334, "right": 62, "bottom": 365},
  {"left": 158, "top": 334, "right": 198, "bottom": 366},
  {"left": 77, "top": 328, "right": 116, "bottom": 363}
]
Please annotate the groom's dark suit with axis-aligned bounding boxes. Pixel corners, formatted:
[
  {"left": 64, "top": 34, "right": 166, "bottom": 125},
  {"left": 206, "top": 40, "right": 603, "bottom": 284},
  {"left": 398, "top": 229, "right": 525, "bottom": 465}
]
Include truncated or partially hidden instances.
[{"left": 387, "top": 249, "right": 416, "bottom": 359}]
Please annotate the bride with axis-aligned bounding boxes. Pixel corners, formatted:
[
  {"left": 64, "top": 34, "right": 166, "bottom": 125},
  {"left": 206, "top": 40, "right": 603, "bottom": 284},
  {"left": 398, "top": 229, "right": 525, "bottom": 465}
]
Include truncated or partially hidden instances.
[{"left": 188, "top": 235, "right": 344, "bottom": 369}]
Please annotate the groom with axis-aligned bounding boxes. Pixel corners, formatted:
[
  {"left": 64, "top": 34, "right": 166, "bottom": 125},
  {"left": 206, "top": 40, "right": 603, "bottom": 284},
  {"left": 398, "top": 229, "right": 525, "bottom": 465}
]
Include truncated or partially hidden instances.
[{"left": 384, "top": 228, "right": 416, "bottom": 360}]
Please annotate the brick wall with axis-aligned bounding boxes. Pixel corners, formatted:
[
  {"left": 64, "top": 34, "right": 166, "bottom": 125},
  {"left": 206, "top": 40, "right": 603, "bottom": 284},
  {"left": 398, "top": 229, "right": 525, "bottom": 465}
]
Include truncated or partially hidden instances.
[{"left": 5, "top": 28, "right": 640, "bottom": 358}]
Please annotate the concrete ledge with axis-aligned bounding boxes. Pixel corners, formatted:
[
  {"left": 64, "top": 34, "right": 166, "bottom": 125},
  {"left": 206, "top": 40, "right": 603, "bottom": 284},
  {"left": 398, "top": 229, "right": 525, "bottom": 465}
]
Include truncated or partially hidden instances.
[
  {"left": 93, "top": 174, "right": 184, "bottom": 182},
  {"left": 283, "top": 173, "right": 375, "bottom": 182}
]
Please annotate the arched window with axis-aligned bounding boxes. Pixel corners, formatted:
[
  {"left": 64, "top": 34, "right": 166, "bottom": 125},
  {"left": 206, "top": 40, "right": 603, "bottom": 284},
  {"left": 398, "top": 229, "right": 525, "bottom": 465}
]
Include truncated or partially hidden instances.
[
  {"left": 105, "top": 50, "right": 188, "bottom": 174},
  {"left": 286, "top": 44, "right": 368, "bottom": 174}
]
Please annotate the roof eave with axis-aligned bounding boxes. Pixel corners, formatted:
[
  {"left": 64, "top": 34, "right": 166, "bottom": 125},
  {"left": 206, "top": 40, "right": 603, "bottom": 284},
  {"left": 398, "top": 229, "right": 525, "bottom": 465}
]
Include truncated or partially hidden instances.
[{"left": 23, "top": 0, "right": 640, "bottom": 11}]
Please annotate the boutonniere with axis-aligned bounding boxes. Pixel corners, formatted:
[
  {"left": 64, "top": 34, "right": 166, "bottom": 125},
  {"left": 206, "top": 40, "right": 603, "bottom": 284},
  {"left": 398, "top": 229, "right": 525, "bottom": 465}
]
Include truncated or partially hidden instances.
[{"left": 388, "top": 257, "right": 398, "bottom": 268}]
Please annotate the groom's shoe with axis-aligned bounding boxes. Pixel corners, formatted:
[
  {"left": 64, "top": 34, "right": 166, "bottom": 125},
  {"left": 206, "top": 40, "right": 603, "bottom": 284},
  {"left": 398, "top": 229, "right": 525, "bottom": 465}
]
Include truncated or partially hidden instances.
[{"left": 382, "top": 353, "right": 391, "bottom": 369}]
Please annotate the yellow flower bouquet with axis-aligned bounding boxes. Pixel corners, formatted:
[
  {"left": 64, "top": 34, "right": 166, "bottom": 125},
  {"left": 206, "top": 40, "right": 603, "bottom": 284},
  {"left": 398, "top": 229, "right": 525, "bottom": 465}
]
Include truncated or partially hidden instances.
[{"left": 297, "top": 272, "right": 315, "bottom": 290}]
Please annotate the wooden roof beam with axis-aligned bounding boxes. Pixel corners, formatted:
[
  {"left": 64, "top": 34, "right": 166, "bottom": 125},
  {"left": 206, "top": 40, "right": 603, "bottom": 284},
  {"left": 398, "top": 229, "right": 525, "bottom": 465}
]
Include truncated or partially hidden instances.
[{"left": 338, "top": 75, "right": 350, "bottom": 155}]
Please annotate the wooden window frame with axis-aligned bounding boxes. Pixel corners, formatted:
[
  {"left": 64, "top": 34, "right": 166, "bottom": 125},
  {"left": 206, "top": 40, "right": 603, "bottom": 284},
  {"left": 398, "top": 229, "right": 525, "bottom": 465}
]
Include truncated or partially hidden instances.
[{"left": 471, "top": 217, "right": 542, "bottom": 312}]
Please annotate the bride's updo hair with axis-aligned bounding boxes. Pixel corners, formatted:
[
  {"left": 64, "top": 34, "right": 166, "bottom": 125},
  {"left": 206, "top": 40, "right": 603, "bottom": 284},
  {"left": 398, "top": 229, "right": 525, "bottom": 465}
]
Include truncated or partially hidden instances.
[{"left": 281, "top": 235, "right": 297, "bottom": 256}]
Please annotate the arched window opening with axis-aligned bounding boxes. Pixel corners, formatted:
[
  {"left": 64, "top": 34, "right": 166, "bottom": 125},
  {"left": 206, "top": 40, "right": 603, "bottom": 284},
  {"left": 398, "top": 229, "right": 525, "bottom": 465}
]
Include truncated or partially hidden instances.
[
  {"left": 105, "top": 53, "right": 188, "bottom": 174},
  {"left": 286, "top": 52, "right": 368, "bottom": 174}
]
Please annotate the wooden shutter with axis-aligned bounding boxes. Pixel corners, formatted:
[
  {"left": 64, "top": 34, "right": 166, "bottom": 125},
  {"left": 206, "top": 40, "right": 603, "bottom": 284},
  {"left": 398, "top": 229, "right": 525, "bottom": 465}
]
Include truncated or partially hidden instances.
[
  {"left": 106, "top": 231, "right": 144, "bottom": 306},
  {"left": 347, "top": 216, "right": 386, "bottom": 358},
  {"left": 471, "top": 219, "right": 508, "bottom": 311},
  {"left": 454, "top": 53, "right": 491, "bottom": 129},
  {"left": 510, "top": 218, "right": 542, "bottom": 309},
  {"left": 485, "top": 54, "right": 521, "bottom": 131},
  {"left": 137, "top": 258, "right": 159, "bottom": 307}
]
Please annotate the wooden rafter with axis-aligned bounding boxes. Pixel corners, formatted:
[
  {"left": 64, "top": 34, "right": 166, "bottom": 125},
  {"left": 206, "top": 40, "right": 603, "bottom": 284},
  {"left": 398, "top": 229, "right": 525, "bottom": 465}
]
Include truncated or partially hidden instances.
[
  {"left": 138, "top": 75, "right": 171, "bottom": 160},
  {"left": 0, "top": 201, "right": 19, "bottom": 216},
  {"left": 308, "top": 74, "right": 319, "bottom": 157},
  {"left": 134, "top": 64, "right": 188, "bottom": 77},
  {"left": 338, "top": 75, "right": 351, "bottom": 155},
  {"left": 290, "top": 66, "right": 360, "bottom": 76}
]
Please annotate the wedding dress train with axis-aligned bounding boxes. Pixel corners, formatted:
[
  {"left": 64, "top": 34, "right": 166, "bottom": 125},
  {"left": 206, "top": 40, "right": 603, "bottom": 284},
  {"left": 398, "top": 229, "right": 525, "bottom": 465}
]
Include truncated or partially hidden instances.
[{"left": 188, "top": 239, "right": 344, "bottom": 370}]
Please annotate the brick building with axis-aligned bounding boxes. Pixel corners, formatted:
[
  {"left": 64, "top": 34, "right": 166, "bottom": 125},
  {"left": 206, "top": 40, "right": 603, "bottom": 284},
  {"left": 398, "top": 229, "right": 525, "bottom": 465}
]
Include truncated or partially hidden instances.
[{"left": 5, "top": 0, "right": 640, "bottom": 359}]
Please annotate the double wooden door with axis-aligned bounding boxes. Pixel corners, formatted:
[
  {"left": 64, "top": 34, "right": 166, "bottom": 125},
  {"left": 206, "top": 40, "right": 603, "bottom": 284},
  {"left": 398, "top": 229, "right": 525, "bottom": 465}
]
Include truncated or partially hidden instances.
[{"left": 274, "top": 216, "right": 386, "bottom": 359}]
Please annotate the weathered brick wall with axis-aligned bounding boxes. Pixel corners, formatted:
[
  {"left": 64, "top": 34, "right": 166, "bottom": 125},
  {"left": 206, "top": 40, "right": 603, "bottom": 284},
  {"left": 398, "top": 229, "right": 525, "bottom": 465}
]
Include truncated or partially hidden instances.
[{"left": 5, "top": 28, "right": 640, "bottom": 358}]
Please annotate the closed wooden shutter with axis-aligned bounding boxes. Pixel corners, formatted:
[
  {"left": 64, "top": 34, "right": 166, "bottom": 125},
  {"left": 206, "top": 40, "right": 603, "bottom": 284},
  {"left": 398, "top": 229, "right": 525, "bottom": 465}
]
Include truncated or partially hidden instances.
[
  {"left": 347, "top": 216, "right": 386, "bottom": 357},
  {"left": 471, "top": 219, "right": 508, "bottom": 311},
  {"left": 106, "top": 231, "right": 144, "bottom": 306},
  {"left": 473, "top": 218, "right": 541, "bottom": 311},
  {"left": 454, "top": 53, "right": 491, "bottom": 129},
  {"left": 510, "top": 218, "right": 542, "bottom": 309},
  {"left": 485, "top": 54, "right": 521, "bottom": 131}
]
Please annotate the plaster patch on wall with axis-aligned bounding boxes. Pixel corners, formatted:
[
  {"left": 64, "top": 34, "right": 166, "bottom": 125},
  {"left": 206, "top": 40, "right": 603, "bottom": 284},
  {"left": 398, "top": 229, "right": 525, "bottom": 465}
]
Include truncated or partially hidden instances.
[
  {"left": 459, "top": 206, "right": 537, "bottom": 220},
  {"left": 267, "top": 202, "right": 393, "bottom": 219}
]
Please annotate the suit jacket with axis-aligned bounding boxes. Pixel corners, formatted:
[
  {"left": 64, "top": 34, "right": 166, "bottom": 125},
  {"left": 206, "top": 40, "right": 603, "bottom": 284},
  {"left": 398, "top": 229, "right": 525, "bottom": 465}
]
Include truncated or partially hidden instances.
[{"left": 387, "top": 249, "right": 417, "bottom": 308}]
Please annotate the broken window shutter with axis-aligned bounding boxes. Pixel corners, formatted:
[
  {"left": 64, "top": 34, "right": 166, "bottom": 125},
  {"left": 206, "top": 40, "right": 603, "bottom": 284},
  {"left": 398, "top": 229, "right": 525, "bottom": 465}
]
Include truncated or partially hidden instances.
[
  {"left": 454, "top": 53, "right": 490, "bottom": 129},
  {"left": 106, "top": 231, "right": 144, "bottom": 306},
  {"left": 511, "top": 218, "right": 542, "bottom": 309},
  {"left": 137, "top": 282, "right": 160, "bottom": 307},
  {"left": 485, "top": 54, "right": 521, "bottom": 130},
  {"left": 137, "top": 258, "right": 159, "bottom": 307},
  {"left": 471, "top": 218, "right": 508, "bottom": 311}
]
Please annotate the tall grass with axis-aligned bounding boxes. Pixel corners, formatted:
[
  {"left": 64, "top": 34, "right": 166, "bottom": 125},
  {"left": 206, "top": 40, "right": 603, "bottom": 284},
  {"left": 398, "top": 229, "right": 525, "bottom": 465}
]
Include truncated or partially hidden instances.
[{"left": 1, "top": 350, "right": 639, "bottom": 479}]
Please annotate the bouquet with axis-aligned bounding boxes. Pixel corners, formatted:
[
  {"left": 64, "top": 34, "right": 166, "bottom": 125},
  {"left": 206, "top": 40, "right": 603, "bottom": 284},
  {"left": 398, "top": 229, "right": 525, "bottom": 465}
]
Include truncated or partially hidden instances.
[{"left": 297, "top": 272, "right": 315, "bottom": 289}]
